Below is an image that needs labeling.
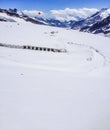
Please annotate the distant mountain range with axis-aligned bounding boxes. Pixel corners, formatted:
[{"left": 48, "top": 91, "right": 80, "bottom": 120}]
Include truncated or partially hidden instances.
[
  {"left": 0, "top": 8, "right": 110, "bottom": 37},
  {"left": 71, "top": 8, "right": 110, "bottom": 37}
]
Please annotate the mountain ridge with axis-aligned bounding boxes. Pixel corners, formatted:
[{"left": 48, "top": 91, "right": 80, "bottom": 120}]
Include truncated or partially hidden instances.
[
  {"left": 0, "top": 8, "right": 110, "bottom": 37},
  {"left": 71, "top": 8, "right": 110, "bottom": 37}
]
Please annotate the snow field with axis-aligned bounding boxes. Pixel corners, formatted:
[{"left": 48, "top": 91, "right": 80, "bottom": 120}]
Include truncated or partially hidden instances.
[{"left": 0, "top": 14, "right": 110, "bottom": 130}]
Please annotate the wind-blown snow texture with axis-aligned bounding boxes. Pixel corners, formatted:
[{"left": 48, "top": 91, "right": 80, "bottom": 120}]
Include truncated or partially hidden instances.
[{"left": 0, "top": 12, "right": 110, "bottom": 130}]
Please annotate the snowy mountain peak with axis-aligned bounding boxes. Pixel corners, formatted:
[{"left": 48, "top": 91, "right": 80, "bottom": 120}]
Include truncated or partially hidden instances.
[
  {"left": 71, "top": 8, "right": 110, "bottom": 37},
  {"left": 91, "top": 8, "right": 110, "bottom": 20},
  {"left": 100, "top": 8, "right": 110, "bottom": 19}
]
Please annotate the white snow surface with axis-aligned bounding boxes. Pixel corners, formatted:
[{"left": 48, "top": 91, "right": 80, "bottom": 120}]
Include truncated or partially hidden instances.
[
  {"left": 100, "top": 8, "right": 110, "bottom": 19},
  {"left": 0, "top": 14, "right": 110, "bottom": 130},
  {"left": 0, "top": 12, "right": 24, "bottom": 23}
]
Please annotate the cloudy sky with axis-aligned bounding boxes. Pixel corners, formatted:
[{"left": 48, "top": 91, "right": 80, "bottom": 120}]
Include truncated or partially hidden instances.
[
  {"left": 22, "top": 8, "right": 98, "bottom": 21},
  {"left": 0, "top": 0, "right": 110, "bottom": 21}
]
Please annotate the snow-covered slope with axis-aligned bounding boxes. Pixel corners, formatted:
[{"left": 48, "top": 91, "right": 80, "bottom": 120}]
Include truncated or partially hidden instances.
[
  {"left": 71, "top": 8, "right": 110, "bottom": 29},
  {"left": 0, "top": 8, "right": 74, "bottom": 27},
  {"left": 0, "top": 13, "right": 110, "bottom": 130},
  {"left": 0, "top": 11, "right": 24, "bottom": 22},
  {"left": 80, "top": 15, "right": 110, "bottom": 36},
  {"left": 71, "top": 8, "right": 110, "bottom": 36}
]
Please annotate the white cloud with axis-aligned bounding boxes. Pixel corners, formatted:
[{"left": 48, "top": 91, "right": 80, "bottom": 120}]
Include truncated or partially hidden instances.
[
  {"left": 22, "top": 10, "right": 44, "bottom": 17},
  {"left": 21, "top": 8, "right": 98, "bottom": 22},
  {"left": 50, "top": 8, "right": 98, "bottom": 21}
]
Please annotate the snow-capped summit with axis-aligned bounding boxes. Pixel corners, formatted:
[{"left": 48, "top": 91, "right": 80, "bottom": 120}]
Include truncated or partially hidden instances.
[
  {"left": 80, "top": 15, "right": 110, "bottom": 36},
  {"left": 71, "top": 8, "right": 110, "bottom": 29},
  {"left": 100, "top": 8, "right": 110, "bottom": 19},
  {"left": 71, "top": 8, "right": 110, "bottom": 36}
]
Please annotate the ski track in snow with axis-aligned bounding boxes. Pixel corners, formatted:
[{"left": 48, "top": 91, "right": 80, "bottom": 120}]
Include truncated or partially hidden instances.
[
  {"left": 67, "top": 42, "right": 107, "bottom": 66},
  {"left": 0, "top": 40, "right": 107, "bottom": 73}
]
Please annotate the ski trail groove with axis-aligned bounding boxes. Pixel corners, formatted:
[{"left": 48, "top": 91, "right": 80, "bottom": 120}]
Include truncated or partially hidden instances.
[{"left": 67, "top": 42, "right": 107, "bottom": 66}]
